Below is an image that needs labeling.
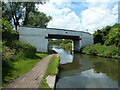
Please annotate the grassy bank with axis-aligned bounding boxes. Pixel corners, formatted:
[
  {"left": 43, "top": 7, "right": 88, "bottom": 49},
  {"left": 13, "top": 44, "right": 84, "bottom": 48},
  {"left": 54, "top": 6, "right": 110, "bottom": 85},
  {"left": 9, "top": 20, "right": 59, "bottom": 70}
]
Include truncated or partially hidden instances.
[
  {"left": 3, "top": 53, "right": 48, "bottom": 85},
  {"left": 40, "top": 56, "right": 60, "bottom": 88},
  {"left": 81, "top": 44, "right": 120, "bottom": 58}
]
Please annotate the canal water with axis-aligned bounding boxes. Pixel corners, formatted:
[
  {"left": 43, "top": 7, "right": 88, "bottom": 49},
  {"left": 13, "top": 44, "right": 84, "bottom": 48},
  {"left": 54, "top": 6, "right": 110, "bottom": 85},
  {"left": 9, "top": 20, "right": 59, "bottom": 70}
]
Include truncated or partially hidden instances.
[{"left": 50, "top": 45, "right": 119, "bottom": 88}]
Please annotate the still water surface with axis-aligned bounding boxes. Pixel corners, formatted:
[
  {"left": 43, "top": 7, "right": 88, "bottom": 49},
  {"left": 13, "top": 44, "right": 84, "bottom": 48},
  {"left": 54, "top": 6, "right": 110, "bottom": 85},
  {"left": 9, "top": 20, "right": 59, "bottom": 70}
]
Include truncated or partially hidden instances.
[{"left": 50, "top": 45, "right": 119, "bottom": 88}]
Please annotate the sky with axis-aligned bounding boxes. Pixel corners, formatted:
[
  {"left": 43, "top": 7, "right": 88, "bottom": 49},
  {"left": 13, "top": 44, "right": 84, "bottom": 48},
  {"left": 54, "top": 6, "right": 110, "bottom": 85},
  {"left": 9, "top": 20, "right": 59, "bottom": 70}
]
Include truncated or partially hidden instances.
[{"left": 37, "top": 0, "right": 119, "bottom": 34}]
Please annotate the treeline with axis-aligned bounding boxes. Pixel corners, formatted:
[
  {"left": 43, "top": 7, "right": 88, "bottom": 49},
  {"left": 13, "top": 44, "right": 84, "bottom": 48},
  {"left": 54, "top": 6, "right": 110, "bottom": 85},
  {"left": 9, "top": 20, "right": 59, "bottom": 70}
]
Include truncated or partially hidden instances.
[{"left": 81, "top": 23, "right": 120, "bottom": 58}]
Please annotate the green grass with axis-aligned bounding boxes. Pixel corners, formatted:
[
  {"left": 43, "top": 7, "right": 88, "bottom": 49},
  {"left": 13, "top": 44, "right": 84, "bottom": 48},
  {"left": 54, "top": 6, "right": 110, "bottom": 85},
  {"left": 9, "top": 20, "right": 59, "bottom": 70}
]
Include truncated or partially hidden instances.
[
  {"left": 3, "top": 53, "right": 48, "bottom": 85},
  {"left": 81, "top": 43, "right": 120, "bottom": 58},
  {"left": 40, "top": 56, "right": 60, "bottom": 88}
]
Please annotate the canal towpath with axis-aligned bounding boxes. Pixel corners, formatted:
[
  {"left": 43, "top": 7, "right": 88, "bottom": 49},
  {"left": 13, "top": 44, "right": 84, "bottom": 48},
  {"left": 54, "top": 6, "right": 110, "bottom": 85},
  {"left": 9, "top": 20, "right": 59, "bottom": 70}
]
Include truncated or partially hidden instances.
[{"left": 5, "top": 54, "right": 58, "bottom": 88}]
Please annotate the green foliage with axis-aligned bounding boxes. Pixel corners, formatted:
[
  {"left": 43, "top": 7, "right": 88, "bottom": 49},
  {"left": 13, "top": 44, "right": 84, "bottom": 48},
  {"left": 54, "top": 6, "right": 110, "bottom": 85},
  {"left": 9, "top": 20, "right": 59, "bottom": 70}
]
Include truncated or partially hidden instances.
[
  {"left": 105, "top": 24, "right": 120, "bottom": 46},
  {"left": 81, "top": 44, "right": 120, "bottom": 57},
  {"left": 2, "top": 18, "right": 18, "bottom": 42},
  {"left": 2, "top": 46, "right": 15, "bottom": 84},
  {"left": 49, "top": 39, "right": 72, "bottom": 51},
  {"left": 2, "top": 2, "right": 46, "bottom": 29},
  {"left": 83, "top": 23, "right": 120, "bottom": 58},
  {"left": 93, "top": 23, "right": 120, "bottom": 46},
  {"left": 23, "top": 2, "right": 38, "bottom": 25},
  {"left": 2, "top": 46, "right": 15, "bottom": 62},
  {"left": 60, "top": 42, "right": 72, "bottom": 51},
  {"left": 2, "top": 2, "right": 24, "bottom": 30},
  {"left": 10, "top": 41, "right": 36, "bottom": 59},
  {"left": 26, "top": 12, "right": 52, "bottom": 27}
]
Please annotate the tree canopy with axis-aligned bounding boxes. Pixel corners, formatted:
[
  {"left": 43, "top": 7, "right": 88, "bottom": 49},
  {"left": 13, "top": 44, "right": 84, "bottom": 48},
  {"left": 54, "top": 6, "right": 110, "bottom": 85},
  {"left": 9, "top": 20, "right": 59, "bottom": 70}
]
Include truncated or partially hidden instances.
[
  {"left": 93, "top": 23, "right": 120, "bottom": 46},
  {"left": 2, "top": 2, "right": 51, "bottom": 30},
  {"left": 25, "top": 11, "right": 52, "bottom": 27}
]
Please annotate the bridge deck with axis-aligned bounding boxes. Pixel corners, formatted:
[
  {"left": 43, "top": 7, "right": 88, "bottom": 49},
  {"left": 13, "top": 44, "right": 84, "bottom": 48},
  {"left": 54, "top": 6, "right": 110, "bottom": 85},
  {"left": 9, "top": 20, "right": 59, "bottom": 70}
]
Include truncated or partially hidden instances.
[{"left": 19, "top": 26, "right": 91, "bottom": 35}]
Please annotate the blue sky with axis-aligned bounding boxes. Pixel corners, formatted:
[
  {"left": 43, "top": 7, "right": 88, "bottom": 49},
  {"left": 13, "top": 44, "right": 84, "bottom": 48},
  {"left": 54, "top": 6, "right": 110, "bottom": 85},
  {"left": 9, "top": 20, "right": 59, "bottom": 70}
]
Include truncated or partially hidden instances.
[{"left": 38, "top": 0, "right": 119, "bottom": 33}]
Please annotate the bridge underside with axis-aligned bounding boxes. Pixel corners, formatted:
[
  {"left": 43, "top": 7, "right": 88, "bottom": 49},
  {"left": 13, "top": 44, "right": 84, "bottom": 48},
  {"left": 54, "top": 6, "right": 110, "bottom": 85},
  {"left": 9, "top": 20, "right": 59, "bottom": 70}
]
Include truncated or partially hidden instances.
[
  {"left": 46, "top": 34, "right": 81, "bottom": 40},
  {"left": 46, "top": 34, "right": 81, "bottom": 52}
]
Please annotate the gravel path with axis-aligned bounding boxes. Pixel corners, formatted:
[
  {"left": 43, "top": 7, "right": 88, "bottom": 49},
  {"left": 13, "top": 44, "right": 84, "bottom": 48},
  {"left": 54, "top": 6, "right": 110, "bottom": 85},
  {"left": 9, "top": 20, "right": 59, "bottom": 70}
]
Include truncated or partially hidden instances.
[{"left": 6, "top": 54, "right": 58, "bottom": 88}]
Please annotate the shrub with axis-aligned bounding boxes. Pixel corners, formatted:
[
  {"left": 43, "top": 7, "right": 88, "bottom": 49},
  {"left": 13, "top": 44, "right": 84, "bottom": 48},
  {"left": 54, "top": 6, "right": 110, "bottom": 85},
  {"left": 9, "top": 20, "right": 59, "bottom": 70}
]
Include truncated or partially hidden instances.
[
  {"left": 10, "top": 41, "right": 36, "bottom": 59},
  {"left": 2, "top": 45, "right": 15, "bottom": 83},
  {"left": 2, "top": 46, "right": 15, "bottom": 64}
]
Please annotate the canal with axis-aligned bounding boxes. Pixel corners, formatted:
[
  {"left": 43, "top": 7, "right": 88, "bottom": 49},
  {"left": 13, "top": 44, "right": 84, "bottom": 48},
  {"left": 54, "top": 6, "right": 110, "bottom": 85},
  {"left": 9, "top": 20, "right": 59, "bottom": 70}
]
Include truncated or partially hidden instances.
[{"left": 50, "top": 45, "right": 119, "bottom": 88}]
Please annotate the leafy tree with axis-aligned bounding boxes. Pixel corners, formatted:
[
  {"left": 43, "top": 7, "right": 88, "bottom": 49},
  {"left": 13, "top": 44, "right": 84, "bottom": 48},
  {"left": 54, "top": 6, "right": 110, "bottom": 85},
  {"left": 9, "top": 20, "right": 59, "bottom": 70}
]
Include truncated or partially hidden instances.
[
  {"left": 2, "top": 2, "right": 43, "bottom": 30},
  {"left": 93, "top": 23, "right": 120, "bottom": 46},
  {"left": 93, "top": 30, "right": 104, "bottom": 44},
  {"left": 2, "top": 18, "right": 18, "bottom": 43},
  {"left": 105, "top": 24, "right": 120, "bottom": 46},
  {"left": 22, "top": 2, "right": 39, "bottom": 25},
  {"left": 26, "top": 11, "right": 52, "bottom": 27},
  {"left": 2, "top": 2, "right": 23, "bottom": 30}
]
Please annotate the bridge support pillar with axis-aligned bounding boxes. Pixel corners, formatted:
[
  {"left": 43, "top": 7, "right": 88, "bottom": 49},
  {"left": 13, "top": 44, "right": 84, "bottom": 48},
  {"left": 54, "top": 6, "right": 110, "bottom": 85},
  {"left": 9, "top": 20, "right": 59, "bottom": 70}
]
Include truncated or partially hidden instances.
[{"left": 72, "top": 40, "right": 80, "bottom": 52}]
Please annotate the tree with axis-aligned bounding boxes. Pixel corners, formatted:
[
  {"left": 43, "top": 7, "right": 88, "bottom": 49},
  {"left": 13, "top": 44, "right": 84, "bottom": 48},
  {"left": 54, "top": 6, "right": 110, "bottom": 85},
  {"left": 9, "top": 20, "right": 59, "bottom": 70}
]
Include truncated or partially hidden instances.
[
  {"left": 25, "top": 11, "right": 52, "bottom": 27},
  {"left": 93, "top": 23, "right": 120, "bottom": 46},
  {"left": 22, "top": 2, "right": 38, "bottom": 25},
  {"left": 93, "top": 30, "right": 104, "bottom": 44},
  {"left": 2, "top": 2, "right": 42, "bottom": 30},
  {"left": 2, "top": 2, "right": 23, "bottom": 30},
  {"left": 93, "top": 25, "right": 111, "bottom": 44},
  {"left": 2, "top": 18, "right": 18, "bottom": 43},
  {"left": 105, "top": 24, "right": 120, "bottom": 46}
]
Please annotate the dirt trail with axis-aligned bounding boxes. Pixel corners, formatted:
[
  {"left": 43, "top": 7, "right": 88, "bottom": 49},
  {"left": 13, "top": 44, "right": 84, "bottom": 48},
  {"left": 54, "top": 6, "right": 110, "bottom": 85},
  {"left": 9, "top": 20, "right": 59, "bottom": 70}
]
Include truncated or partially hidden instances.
[{"left": 6, "top": 54, "right": 58, "bottom": 88}]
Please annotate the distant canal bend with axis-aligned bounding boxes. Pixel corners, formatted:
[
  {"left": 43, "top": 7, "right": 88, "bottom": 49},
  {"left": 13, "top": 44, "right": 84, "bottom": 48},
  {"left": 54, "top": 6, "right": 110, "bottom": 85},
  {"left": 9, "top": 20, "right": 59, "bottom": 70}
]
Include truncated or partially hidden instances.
[{"left": 49, "top": 45, "right": 119, "bottom": 88}]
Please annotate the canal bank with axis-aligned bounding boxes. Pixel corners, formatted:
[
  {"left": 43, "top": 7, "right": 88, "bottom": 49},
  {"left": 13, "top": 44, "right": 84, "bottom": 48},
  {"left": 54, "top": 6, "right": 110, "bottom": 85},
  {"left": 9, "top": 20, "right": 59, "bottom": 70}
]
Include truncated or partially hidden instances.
[
  {"left": 50, "top": 45, "right": 119, "bottom": 88},
  {"left": 80, "top": 44, "right": 120, "bottom": 59},
  {"left": 40, "top": 54, "right": 60, "bottom": 88}
]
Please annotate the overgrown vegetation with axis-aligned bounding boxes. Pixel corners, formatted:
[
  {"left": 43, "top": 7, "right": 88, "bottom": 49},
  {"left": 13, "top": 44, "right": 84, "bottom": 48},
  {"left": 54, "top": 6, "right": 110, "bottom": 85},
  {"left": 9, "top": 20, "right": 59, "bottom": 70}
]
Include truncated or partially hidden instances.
[
  {"left": 2, "top": 18, "right": 48, "bottom": 86},
  {"left": 40, "top": 56, "right": 60, "bottom": 88},
  {"left": 81, "top": 44, "right": 120, "bottom": 58},
  {"left": 81, "top": 23, "right": 120, "bottom": 58},
  {"left": 94, "top": 23, "right": 120, "bottom": 46}
]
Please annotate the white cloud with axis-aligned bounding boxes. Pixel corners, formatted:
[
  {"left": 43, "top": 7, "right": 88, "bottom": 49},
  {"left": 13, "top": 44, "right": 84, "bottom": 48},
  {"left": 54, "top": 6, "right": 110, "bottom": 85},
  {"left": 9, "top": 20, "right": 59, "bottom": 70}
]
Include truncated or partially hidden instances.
[
  {"left": 81, "top": 0, "right": 118, "bottom": 33},
  {"left": 37, "top": 0, "right": 118, "bottom": 34},
  {"left": 38, "top": 0, "right": 81, "bottom": 30}
]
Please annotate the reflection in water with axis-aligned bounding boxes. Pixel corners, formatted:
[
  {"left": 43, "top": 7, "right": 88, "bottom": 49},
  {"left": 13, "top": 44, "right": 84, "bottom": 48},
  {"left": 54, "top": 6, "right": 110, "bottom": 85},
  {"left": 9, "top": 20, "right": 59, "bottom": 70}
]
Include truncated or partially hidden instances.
[
  {"left": 57, "top": 69, "right": 118, "bottom": 88},
  {"left": 52, "top": 46, "right": 73, "bottom": 64},
  {"left": 49, "top": 45, "right": 119, "bottom": 88}
]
